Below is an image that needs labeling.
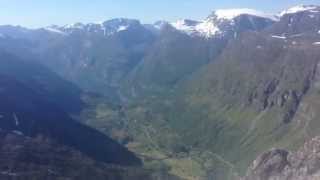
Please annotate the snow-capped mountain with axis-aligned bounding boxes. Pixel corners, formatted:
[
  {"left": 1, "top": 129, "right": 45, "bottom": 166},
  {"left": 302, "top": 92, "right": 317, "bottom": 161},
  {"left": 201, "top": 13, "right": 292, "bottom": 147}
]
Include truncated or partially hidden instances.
[
  {"left": 170, "top": 8, "right": 277, "bottom": 38},
  {"left": 269, "top": 5, "right": 320, "bottom": 35},
  {"left": 40, "top": 8, "right": 279, "bottom": 38},
  {"left": 44, "top": 18, "right": 143, "bottom": 36},
  {"left": 280, "top": 5, "right": 320, "bottom": 16},
  {"left": 39, "top": 6, "right": 320, "bottom": 39},
  {"left": 170, "top": 19, "right": 205, "bottom": 35},
  {"left": 0, "top": 5, "right": 318, "bottom": 40}
]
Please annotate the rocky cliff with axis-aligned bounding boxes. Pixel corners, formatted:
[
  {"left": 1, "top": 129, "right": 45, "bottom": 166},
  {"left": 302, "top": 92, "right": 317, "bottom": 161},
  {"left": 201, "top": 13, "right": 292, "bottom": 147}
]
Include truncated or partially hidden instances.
[{"left": 243, "top": 136, "right": 320, "bottom": 180}]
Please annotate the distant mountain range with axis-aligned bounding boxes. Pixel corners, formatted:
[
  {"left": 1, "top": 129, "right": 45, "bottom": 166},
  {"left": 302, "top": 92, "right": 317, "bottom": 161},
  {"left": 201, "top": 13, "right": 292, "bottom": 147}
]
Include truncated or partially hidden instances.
[
  {"left": 28, "top": 5, "right": 317, "bottom": 38},
  {"left": 0, "top": 4, "right": 320, "bottom": 180}
]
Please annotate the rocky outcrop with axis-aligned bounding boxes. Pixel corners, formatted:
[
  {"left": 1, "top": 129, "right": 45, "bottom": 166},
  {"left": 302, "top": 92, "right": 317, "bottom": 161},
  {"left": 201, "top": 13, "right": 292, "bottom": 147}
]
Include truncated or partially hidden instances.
[{"left": 242, "top": 136, "right": 320, "bottom": 180}]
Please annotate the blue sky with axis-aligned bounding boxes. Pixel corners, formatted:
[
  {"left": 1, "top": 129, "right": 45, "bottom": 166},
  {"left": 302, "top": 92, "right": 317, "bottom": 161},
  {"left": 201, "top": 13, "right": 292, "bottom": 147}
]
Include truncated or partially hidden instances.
[{"left": 0, "top": 0, "right": 319, "bottom": 28}]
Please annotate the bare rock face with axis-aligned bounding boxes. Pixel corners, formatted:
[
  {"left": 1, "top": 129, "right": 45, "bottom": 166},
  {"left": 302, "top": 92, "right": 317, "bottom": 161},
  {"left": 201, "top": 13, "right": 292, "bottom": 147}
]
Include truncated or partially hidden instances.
[{"left": 243, "top": 136, "right": 320, "bottom": 180}]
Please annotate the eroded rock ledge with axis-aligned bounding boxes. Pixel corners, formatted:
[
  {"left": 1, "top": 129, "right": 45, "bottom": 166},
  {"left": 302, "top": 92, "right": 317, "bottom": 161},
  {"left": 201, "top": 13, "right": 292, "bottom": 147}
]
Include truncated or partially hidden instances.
[{"left": 242, "top": 136, "right": 320, "bottom": 180}]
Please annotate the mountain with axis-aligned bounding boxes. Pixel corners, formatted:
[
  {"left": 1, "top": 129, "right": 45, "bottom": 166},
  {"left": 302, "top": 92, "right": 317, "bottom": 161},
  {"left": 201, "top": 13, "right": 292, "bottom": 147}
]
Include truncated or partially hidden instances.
[
  {"left": 268, "top": 5, "right": 320, "bottom": 35},
  {"left": 279, "top": 5, "right": 320, "bottom": 16},
  {"left": 0, "top": 12, "right": 275, "bottom": 98},
  {"left": 118, "top": 5, "right": 320, "bottom": 179},
  {"left": 0, "top": 18, "right": 155, "bottom": 97},
  {"left": 164, "top": 5, "right": 320, "bottom": 179},
  {"left": 170, "top": 9, "right": 277, "bottom": 38},
  {"left": 45, "top": 18, "right": 144, "bottom": 36},
  {"left": 0, "top": 5, "right": 320, "bottom": 180},
  {"left": 121, "top": 10, "right": 276, "bottom": 101},
  {"left": 42, "top": 18, "right": 156, "bottom": 97}
]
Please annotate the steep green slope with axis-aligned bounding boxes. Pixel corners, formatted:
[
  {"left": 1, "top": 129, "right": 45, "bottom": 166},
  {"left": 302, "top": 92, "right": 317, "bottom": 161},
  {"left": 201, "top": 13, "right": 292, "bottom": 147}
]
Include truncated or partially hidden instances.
[{"left": 173, "top": 31, "right": 320, "bottom": 176}]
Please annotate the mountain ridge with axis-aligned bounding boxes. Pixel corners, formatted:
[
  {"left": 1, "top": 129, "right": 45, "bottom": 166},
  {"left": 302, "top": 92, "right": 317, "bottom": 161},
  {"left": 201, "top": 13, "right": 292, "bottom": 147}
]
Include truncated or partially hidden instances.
[{"left": 3, "top": 5, "right": 317, "bottom": 38}]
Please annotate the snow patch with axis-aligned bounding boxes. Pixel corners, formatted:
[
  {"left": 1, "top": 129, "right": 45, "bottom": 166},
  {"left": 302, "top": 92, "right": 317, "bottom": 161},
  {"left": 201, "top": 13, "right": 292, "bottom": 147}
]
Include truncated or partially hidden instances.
[
  {"left": 171, "top": 19, "right": 199, "bottom": 35},
  {"left": 44, "top": 27, "right": 66, "bottom": 35},
  {"left": 309, "top": 14, "right": 315, "bottom": 18},
  {"left": 313, "top": 42, "right": 320, "bottom": 45},
  {"left": 13, "top": 113, "right": 19, "bottom": 126},
  {"left": 12, "top": 130, "right": 23, "bottom": 136},
  {"left": 310, "top": 10, "right": 320, "bottom": 13},
  {"left": 101, "top": 26, "right": 107, "bottom": 36},
  {"left": 63, "top": 23, "right": 85, "bottom": 30},
  {"left": 171, "top": 8, "right": 278, "bottom": 37},
  {"left": 280, "top": 5, "right": 318, "bottom": 16},
  {"left": 290, "top": 33, "right": 303, "bottom": 37},
  {"left": 117, "top": 25, "right": 129, "bottom": 32},
  {"left": 171, "top": 19, "right": 221, "bottom": 37},
  {"left": 195, "top": 20, "right": 221, "bottom": 37},
  {"left": 271, "top": 35, "right": 287, "bottom": 39}
]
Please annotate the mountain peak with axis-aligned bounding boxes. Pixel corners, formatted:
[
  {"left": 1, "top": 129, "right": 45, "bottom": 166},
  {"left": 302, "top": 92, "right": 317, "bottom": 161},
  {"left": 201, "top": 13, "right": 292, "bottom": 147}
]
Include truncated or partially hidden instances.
[
  {"left": 41, "top": 18, "right": 142, "bottom": 36},
  {"left": 63, "top": 22, "right": 86, "bottom": 29},
  {"left": 170, "top": 19, "right": 200, "bottom": 34},
  {"left": 102, "top": 18, "right": 140, "bottom": 26},
  {"left": 209, "top": 8, "right": 279, "bottom": 21},
  {"left": 170, "top": 19, "right": 220, "bottom": 37},
  {"left": 280, "top": 5, "right": 320, "bottom": 16},
  {"left": 173, "top": 19, "right": 200, "bottom": 26},
  {"left": 170, "top": 8, "right": 277, "bottom": 38}
]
